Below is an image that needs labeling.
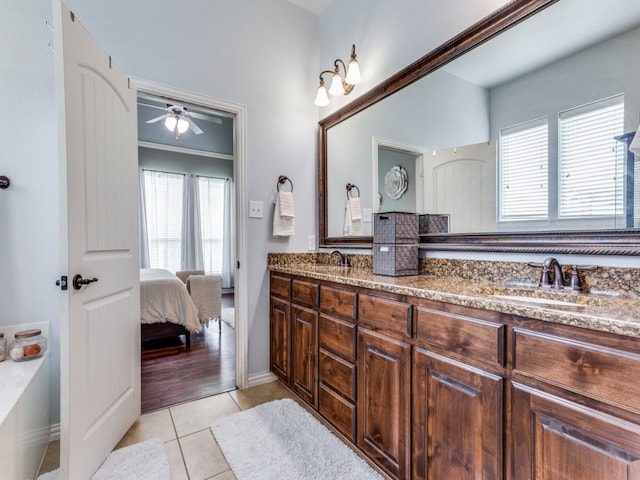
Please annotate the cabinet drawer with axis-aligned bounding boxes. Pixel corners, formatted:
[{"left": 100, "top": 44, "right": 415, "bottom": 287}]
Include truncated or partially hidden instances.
[
  {"left": 270, "top": 273, "right": 291, "bottom": 299},
  {"left": 292, "top": 279, "right": 319, "bottom": 307},
  {"left": 319, "top": 349, "right": 356, "bottom": 401},
  {"left": 416, "top": 306, "right": 505, "bottom": 366},
  {"left": 513, "top": 328, "right": 640, "bottom": 413},
  {"left": 319, "top": 314, "right": 356, "bottom": 362},
  {"left": 358, "top": 294, "right": 411, "bottom": 337},
  {"left": 320, "top": 285, "right": 357, "bottom": 321},
  {"left": 319, "top": 384, "right": 356, "bottom": 442}
]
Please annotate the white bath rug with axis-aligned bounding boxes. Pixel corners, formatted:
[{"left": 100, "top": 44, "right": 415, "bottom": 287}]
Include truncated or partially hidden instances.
[
  {"left": 211, "top": 398, "right": 383, "bottom": 480},
  {"left": 221, "top": 307, "right": 235, "bottom": 329},
  {"left": 37, "top": 437, "right": 169, "bottom": 480}
]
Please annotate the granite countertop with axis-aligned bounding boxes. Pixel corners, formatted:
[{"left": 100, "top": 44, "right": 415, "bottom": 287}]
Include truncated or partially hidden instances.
[{"left": 268, "top": 264, "right": 640, "bottom": 339}]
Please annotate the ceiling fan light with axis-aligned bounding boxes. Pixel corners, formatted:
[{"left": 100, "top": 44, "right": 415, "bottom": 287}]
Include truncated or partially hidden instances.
[
  {"left": 164, "top": 116, "right": 177, "bottom": 132},
  {"left": 329, "top": 72, "right": 345, "bottom": 96},
  {"left": 177, "top": 118, "right": 189, "bottom": 134}
]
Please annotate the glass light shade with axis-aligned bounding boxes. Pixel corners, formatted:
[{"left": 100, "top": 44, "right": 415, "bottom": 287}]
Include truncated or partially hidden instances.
[
  {"left": 329, "top": 73, "right": 345, "bottom": 96},
  {"left": 164, "top": 116, "right": 178, "bottom": 132},
  {"left": 314, "top": 84, "right": 330, "bottom": 107},
  {"left": 631, "top": 125, "right": 640, "bottom": 155},
  {"left": 345, "top": 59, "right": 362, "bottom": 85},
  {"left": 176, "top": 118, "right": 189, "bottom": 134}
]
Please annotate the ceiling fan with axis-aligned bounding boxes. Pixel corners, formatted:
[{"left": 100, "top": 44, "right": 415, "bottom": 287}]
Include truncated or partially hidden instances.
[{"left": 145, "top": 104, "right": 219, "bottom": 139}]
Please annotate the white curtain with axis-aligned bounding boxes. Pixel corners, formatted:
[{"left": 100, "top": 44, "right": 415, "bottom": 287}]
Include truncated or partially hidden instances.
[
  {"left": 222, "top": 177, "right": 236, "bottom": 289},
  {"left": 139, "top": 169, "right": 150, "bottom": 268},
  {"left": 181, "top": 174, "right": 204, "bottom": 271}
]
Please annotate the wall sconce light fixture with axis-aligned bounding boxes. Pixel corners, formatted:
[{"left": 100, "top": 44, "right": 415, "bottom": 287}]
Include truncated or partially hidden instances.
[{"left": 314, "top": 44, "right": 362, "bottom": 107}]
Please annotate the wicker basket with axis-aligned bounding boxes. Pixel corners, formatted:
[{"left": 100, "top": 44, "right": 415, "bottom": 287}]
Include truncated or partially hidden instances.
[
  {"left": 373, "top": 212, "right": 419, "bottom": 244},
  {"left": 373, "top": 244, "right": 419, "bottom": 276},
  {"left": 419, "top": 214, "right": 450, "bottom": 234}
]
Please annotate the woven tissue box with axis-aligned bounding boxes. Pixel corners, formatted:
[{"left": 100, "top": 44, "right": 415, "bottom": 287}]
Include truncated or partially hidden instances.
[
  {"left": 419, "top": 214, "right": 450, "bottom": 234},
  {"left": 373, "top": 244, "right": 419, "bottom": 276},
  {"left": 373, "top": 212, "right": 419, "bottom": 244}
]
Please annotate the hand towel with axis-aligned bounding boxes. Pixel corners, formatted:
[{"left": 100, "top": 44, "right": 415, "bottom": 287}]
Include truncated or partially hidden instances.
[
  {"left": 343, "top": 200, "right": 363, "bottom": 236},
  {"left": 273, "top": 193, "right": 295, "bottom": 237},
  {"left": 277, "top": 191, "right": 295, "bottom": 218},
  {"left": 348, "top": 197, "right": 362, "bottom": 221}
]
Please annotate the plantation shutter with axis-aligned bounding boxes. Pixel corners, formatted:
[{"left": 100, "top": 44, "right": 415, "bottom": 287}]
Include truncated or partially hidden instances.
[
  {"left": 499, "top": 118, "right": 549, "bottom": 220},
  {"left": 558, "top": 95, "right": 624, "bottom": 217}
]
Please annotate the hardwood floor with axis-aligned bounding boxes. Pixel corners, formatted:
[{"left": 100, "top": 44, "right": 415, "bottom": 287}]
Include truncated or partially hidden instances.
[{"left": 141, "top": 293, "right": 236, "bottom": 413}]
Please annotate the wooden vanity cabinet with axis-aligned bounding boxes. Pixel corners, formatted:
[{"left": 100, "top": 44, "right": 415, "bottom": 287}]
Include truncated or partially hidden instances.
[
  {"left": 269, "top": 273, "right": 291, "bottom": 384},
  {"left": 357, "top": 293, "right": 412, "bottom": 480}
]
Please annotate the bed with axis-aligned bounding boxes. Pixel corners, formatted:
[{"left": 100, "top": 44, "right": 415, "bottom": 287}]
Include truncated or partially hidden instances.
[{"left": 140, "top": 268, "right": 201, "bottom": 348}]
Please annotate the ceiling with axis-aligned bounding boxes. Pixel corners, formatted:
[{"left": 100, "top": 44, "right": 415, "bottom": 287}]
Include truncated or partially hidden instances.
[{"left": 287, "top": 0, "right": 334, "bottom": 15}]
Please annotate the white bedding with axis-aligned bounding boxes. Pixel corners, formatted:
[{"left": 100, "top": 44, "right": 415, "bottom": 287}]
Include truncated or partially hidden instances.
[{"left": 140, "top": 268, "right": 201, "bottom": 333}]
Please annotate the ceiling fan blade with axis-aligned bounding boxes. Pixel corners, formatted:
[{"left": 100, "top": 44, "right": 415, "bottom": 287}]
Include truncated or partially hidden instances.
[
  {"left": 146, "top": 114, "right": 167, "bottom": 124},
  {"left": 139, "top": 103, "right": 170, "bottom": 111},
  {"left": 190, "top": 111, "right": 223, "bottom": 124},
  {"left": 187, "top": 117, "right": 204, "bottom": 135}
]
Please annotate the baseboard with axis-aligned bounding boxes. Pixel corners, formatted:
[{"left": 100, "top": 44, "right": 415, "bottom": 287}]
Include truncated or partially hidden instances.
[
  {"left": 48, "top": 422, "right": 61, "bottom": 442},
  {"left": 246, "top": 371, "right": 277, "bottom": 388}
]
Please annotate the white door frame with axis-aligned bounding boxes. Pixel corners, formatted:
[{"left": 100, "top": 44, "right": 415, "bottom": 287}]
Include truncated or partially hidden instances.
[{"left": 133, "top": 78, "right": 248, "bottom": 389}]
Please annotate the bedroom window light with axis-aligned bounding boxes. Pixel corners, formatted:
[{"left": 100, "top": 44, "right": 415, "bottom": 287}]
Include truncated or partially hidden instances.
[
  {"left": 499, "top": 117, "right": 549, "bottom": 220},
  {"left": 558, "top": 94, "right": 624, "bottom": 218},
  {"left": 143, "top": 170, "right": 184, "bottom": 273},
  {"left": 198, "top": 176, "right": 225, "bottom": 275}
]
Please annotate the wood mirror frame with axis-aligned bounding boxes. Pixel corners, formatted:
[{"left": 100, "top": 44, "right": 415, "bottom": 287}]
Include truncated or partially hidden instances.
[{"left": 318, "top": 0, "right": 640, "bottom": 255}]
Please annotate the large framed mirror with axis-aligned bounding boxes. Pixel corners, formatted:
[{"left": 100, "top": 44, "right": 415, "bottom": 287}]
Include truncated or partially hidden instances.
[{"left": 319, "top": 0, "right": 640, "bottom": 255}]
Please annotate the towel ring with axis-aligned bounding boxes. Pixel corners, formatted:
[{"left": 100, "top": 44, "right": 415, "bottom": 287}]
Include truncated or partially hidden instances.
[
  {"left": 346, "top": 183, "right": 360, "bottom": 199},
  {"left": 277, "top": 175, "right": 293, "bottom": 192}
]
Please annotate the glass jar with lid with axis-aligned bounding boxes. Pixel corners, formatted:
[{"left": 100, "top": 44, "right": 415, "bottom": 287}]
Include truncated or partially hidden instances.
[{"left": 10, "top": 329, "right": 47, "bottom": 362}]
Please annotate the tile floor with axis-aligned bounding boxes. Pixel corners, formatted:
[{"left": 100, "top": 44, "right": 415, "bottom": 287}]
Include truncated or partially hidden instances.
[{"left": 38, "top": 381, "right": 299, "bottom": 480}]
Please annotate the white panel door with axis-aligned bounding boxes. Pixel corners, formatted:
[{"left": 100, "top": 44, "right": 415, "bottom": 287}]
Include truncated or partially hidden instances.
[
  {"left": 53, "top": 1, "right": 140, "bottom": 478},
  {"left": 424, "top": 142, "right": 497, "bottom": 233}
]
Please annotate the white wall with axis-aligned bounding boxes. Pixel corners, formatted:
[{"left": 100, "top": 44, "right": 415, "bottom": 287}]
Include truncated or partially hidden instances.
[{"left": 0, "top": 0, "right": 60, "bottom": 422}]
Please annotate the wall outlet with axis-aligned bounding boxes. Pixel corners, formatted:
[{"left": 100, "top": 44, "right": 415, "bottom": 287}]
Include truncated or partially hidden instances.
[
  {"left": 249, "top": 200, "right": 264, "bottom": 218},
  {"left": 308, "top": 235, "right": 316, "bottom": 251},
  {"left": 363, "top": 208, "right": 373, "bottom": 222}
]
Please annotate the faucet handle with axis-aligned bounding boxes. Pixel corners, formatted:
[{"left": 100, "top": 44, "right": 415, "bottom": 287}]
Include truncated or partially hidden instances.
[
  {"left": 566, "top": 265, "right": 598, "bottom": 292},
  {"left": 528, "top": 262, "right": 551, "bottom": 287}
]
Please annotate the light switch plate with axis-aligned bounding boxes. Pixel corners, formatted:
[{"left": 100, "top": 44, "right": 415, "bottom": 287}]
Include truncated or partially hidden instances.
[
  {"left": 363, "top": 208, "right": 373, "bottom": 222},
  {"left": 308, "top": 235, "right": 316, "bottom": 251},
  {"left": 249, "top": 200, "right": 264, "bottom": 218}
]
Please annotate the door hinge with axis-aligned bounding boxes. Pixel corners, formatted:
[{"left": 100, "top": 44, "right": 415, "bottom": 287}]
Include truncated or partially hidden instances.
[
  {"left": 56, "top": 275, "right": 68, "bottom": 291},
  {"left": 237, "top": 261, "right": 240, "bottom": 269}
]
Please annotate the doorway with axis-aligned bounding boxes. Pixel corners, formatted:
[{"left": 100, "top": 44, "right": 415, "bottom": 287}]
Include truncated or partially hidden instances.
[{"left": 135, "top": 79, "right": 248, "bottom": 409}]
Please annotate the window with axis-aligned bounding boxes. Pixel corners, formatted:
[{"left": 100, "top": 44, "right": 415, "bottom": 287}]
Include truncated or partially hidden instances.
[
  {"left": 198, "top": 176, "right": 225, "bottom": 274},
  {"left": 559, "top": 95, "right": 624, "bottom": 218},
  {"left": 499, "top": 118, "right": 549, "bottom": 220},
  {"left": 143, "top": 170, "right": 184, "bottom": 272}
]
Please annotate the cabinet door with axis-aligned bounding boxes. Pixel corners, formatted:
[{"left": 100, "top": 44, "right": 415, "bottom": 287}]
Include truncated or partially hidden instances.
[
  {"left": 413, "top": 348, "right": 503, "bottom": 480},
  {"left": 270, "top": 296, "right": 290, "bottom": 385},
  {"left": 358, "top": 328, "right": 411, "bottom": 479},
  {"left": 511, "top": 382, "right": 640, "bottom": 480},
  {"left": 291, "top": 304, "right": 318, "bottom": 408}
]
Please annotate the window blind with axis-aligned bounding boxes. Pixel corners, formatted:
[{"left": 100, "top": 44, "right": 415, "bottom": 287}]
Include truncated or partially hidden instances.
[
  {"left": 143, "top": 170, "right": 184, "bottom": 273},
  {"left": 499, "top": 118, "right": 549, "bottom": 220},
  {"left": 559, "top": 95, "right": 624, "bottom": 218},
  {"left": 198, "top": 176, "right": 225, "bottom": 275}
]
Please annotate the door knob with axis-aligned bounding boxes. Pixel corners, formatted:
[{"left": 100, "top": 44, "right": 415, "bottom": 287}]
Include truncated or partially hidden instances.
[{"left": 72, "top": 274, "right": 99, "bottom": 290}]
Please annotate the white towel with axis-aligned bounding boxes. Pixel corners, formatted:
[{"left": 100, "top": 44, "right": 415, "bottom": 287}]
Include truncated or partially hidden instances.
[
  {"left": 277, "top": 191, "right": 295, "bottom": 218},
  {"left": 348, "top": 197, "right": 362, "bottom": 221},
  {"left": 343, "top": 200, "right": 363, "bottom": 236},
  {"left": 273, "top": 193, "right": 295, "bottom": 237}
]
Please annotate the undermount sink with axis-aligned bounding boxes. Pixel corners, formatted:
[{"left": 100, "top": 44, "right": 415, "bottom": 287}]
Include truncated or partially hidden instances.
[{"left": 490, "top": 294, "right": 583, "bottom": 308}]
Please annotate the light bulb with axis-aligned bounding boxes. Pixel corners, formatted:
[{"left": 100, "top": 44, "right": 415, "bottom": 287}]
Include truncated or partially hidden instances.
[
  {"left": 631, "top": 124, "right": 640, "bottom": 155},
  {"left": 164, "top": 116, "right": 177, "bottom": 132},
  {"left": 345, "top": 59, "right": 362, "bottom": 85},
  {"left": 314, "top": 84, "right": 330, "bottom": 107},
  {"left": 177, "top": 118, "right": 189, "bottom": 134},
  {"left": 329, "top": 72, "right": 345, "bottom": 96}
]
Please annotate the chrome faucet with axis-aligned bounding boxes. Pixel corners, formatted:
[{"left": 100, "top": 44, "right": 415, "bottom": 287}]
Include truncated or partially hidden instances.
[
  {"left": 528, "top": 257, "right": 565, "bottom": 289},
  {"left": 331, "top": 250, "right": 350, "bottom": 267}
]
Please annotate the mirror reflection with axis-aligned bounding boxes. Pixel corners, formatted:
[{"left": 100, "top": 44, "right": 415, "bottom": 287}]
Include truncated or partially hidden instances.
[{"left": 325, "top": 0, "right": 640, "bottom": 240}]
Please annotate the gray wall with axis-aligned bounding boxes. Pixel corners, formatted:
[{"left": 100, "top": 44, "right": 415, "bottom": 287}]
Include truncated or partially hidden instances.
[{"left": 138, "top": 147, "right": 234, "bottom": 179}]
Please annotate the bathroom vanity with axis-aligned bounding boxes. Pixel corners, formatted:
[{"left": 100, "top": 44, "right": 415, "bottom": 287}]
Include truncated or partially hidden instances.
[{"left": 268, "top": 261, "right": 640, "bottom": 480}]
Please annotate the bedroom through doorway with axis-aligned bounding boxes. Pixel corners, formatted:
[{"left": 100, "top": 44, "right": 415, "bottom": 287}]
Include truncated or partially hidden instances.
[{"left": 137, "top": 89, "right": 239, "bottom": 413}]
